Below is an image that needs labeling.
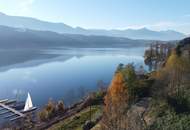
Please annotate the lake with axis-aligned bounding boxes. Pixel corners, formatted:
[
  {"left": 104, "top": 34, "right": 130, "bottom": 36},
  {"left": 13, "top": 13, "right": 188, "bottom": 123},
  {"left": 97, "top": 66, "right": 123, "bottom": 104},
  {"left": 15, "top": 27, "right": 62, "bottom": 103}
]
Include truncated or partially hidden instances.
[{"left": 0, "top": 47, "right": 147, "bottom": 107}]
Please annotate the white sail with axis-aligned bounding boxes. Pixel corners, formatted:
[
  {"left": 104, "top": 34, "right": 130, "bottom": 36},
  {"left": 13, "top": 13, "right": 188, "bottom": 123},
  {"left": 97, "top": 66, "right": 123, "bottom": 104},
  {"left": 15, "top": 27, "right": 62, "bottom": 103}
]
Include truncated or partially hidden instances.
[{"left": 24, "top": 93, "right": 33, "bottom": 111}]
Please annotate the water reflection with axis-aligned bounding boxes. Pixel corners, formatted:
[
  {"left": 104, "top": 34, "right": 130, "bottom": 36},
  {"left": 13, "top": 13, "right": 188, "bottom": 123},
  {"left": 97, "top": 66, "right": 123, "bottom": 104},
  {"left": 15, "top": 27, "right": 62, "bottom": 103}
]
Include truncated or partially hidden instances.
[{"left": 0, "top": 47, "right": 147, "bottom": 107}]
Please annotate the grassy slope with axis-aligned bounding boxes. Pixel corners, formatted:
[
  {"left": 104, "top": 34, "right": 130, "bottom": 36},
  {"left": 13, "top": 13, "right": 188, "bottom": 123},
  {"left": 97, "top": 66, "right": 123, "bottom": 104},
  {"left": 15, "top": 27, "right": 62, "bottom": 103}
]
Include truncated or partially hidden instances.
[{"left": 47, "top": 105, "right": 103, "bottom": 130}]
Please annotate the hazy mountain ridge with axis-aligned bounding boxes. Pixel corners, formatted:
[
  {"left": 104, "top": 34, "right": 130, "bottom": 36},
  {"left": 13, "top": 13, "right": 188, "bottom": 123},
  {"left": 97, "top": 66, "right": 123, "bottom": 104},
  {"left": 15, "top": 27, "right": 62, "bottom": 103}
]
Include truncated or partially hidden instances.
[
  {"left": 0, "top": 12, "right": 186, "bottom": 41},
  {"left": 0, "top": 25, "right": 152, "bottom": 49}
]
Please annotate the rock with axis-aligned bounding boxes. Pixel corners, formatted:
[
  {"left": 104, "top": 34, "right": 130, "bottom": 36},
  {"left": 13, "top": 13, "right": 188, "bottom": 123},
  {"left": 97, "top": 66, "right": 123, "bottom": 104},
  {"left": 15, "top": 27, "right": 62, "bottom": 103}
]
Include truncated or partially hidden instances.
[
  {"left": 126, "top": 98, "right": 153, "bottom": 130},
  {"left": 83, "top": 120, "right": 95, "bottom": 130}
]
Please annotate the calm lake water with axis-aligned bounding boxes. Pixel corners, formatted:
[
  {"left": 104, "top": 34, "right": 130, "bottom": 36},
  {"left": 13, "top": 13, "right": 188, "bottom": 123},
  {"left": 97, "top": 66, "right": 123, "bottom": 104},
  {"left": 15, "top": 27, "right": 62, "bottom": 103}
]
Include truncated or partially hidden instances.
[{"left": 0, "top": 47, "right": 147, "bottom": 107}]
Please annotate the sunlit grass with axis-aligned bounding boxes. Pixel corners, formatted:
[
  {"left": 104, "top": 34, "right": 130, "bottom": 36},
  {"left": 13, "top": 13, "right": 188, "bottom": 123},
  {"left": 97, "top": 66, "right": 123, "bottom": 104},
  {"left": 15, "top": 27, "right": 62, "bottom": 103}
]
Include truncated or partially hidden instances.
[{"left": 48, "top": 105, "right": 103, "bottom": 130}]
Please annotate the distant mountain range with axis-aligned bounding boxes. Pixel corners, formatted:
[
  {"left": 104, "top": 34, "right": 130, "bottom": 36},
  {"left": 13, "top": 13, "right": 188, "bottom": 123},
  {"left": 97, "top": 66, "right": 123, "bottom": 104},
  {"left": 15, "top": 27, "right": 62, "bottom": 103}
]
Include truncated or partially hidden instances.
[
  {"left": 0, "top": 12, "right": 186, "bottom": 41},
  {"left": 0, "top": 25, "right": 153, "bottom": 49}
]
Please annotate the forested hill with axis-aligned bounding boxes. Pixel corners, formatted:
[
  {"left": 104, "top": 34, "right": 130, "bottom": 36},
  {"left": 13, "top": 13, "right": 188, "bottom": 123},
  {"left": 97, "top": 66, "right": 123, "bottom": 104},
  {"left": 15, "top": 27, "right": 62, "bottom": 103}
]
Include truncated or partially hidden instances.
[{"left": 0, "top": 25, "right": 152, "bottom": 49}]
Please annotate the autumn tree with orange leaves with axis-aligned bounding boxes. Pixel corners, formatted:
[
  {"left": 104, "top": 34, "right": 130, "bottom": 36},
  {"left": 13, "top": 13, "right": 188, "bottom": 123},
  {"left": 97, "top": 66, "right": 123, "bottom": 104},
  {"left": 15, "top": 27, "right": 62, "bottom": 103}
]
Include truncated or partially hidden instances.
[{"left": 101, "top": 71, "right": 129, "bottom": 130}]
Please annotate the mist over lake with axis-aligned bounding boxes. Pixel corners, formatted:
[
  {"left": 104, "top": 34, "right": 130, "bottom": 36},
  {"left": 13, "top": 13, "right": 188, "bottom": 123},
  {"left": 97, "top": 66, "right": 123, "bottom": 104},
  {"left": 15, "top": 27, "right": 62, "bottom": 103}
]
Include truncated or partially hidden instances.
[{"left": 0, "top": 47, "right": 147, "bottom": 107}]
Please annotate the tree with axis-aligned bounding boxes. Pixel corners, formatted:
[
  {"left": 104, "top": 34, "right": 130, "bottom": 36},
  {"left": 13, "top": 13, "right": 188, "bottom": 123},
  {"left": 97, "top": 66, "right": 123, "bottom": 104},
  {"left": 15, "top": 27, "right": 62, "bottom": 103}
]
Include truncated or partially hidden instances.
[
  {"left": 57, "top": 100, "right": 65, "bottom": 113},
  {"left": 101, "top": 72, "right": 129, "bottom": 130},
  {"left": 38, "top": 99, "right": 56, "bottom": 122},
  {"left": 46, "top": 99, "right": 56, "bottom": 118},
  {"left": 165, "top": 50, "right": 190, "bottom": 98},
  {"left": 123, "top": 64, "right": 138, "bottom": 104},
  {"left": 38, "top": 109, "right": 48, "bottom": 122},
  {"left": 152, "top": 48, "right": 190, "bottom": 111},
  {"left": 101, "top": 64, "right": 148, "bottom": 130}
]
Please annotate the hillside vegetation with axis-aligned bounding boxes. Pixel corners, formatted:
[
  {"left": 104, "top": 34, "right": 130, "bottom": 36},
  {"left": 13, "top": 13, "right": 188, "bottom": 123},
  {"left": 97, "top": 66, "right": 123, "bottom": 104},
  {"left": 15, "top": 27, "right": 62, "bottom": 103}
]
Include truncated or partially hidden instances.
[{"left": 98, "top": 37, "right": 190, "bottom": 130}]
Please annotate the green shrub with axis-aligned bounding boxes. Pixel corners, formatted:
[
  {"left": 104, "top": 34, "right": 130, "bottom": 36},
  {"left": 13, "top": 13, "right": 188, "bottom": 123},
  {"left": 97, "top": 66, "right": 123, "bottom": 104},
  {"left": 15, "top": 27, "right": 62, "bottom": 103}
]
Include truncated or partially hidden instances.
[
  {"left": 167, "top": 96, "right": 190, "bottom": 114},
  {"left": 148, "top": 111, "right": 190, "bottom": 130}
]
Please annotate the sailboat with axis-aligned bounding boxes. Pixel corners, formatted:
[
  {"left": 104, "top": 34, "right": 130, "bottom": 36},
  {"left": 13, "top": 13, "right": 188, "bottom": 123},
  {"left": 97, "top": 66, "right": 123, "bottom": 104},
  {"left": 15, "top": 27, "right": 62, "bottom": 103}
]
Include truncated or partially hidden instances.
[{"left": 23, "top": 93, "right": 35, "bottom": 112}]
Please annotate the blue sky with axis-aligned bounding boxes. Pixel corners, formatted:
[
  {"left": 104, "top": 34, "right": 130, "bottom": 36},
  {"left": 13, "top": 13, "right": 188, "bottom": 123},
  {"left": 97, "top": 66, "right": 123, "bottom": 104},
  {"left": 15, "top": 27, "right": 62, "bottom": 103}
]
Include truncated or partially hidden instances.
[{"left": 0, "top": 0, "right": 190, "bottom": 34}]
